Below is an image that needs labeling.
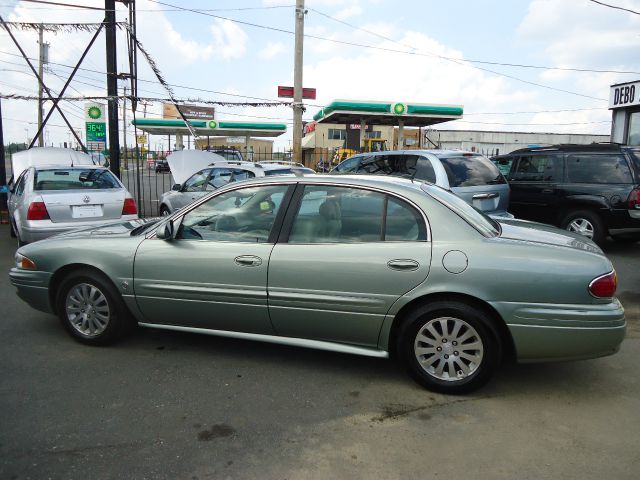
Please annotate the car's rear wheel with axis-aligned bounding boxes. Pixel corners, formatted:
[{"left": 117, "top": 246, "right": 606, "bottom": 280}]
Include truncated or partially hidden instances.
[
  {"left": 561, "top": 210, "right": 605, "bottom": 245},
  {"left": 56, "top": 270, "right": 132, "bottom": 345},
  {"left": 398, "top": 301, "right": 501, "bottom": 394},
  {"left": 160, "top": 205, "right": 171, "bottom": 216}
]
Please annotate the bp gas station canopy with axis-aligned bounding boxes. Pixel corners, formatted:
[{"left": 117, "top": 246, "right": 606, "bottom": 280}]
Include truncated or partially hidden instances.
[
  {"left": 313, "top": 100, "right": 463, "bottom": 127},
  {"left": 131, "top": 118, "right": 287, "bottom": 138}
]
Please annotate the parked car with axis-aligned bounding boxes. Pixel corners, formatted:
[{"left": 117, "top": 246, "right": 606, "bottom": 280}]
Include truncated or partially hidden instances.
[
  {"left": 492, "top": 144, "right": 640, "bottom": 244},
  {"left": 159, "top": 152, "right": 314, "bottom": 215},
  {"left": 155, "top": 159, "right": 170, "bottom": 173},
  {"left": 7, "top": 148, "right": 138, "bottom": 245},
  {"left": 331, "top": 150, "right": 512, "bottom": 217},
  {"left": 10, "top": 175, "right": 625, "bottom": 394}
]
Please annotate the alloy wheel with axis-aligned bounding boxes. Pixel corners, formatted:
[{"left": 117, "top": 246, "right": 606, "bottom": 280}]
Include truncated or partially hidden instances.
[
  {"left": 567, "top": 218, "right": 594, "bottom": 239},
  {"left": 413, "top": 316, "right": 484, "bottom": 382},
  {"left": 65, "top": 283, "right": 111, "bottom": 337}
]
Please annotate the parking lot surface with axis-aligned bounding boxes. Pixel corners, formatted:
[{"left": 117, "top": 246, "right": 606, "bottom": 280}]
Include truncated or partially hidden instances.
[{"left": 0, "top": 224, "right": 638, "bottom": 479}]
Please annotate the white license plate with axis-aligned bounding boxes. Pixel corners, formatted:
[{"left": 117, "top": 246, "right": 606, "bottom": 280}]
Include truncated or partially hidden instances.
[{"left": 72, "top": 205, "right": 103, "bottom": 218}]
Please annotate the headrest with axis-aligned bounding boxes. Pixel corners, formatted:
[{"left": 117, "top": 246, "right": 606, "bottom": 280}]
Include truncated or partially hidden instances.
[{"left": 319, "top": 199, "right": 340, "bottom": 220}]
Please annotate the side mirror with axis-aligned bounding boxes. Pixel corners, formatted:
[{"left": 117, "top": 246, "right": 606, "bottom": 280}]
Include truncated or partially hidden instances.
[
  {"left": 156, "top": 221, "right": 175, "bottom": 240},
  {"left": 171, "top": 184, "right": 182, "bottom": 191}
]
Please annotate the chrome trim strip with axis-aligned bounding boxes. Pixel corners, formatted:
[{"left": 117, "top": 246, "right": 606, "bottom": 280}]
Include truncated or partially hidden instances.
[
  {"left": 158, "top": 178, "right": 433, "bottom": 242},
  {"left": 507, "top": 323, "right": 626, "bottom": 331},
  {"left": 138, "top": 323, "right": 389, "bottom": 358},
  {"left": 588, "top": 270, "right": 616, "bottom": 299}
]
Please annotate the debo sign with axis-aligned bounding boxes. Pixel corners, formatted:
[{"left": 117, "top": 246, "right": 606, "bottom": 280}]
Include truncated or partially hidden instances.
[{"left": 610, "top": 82, "right": 639, "bottom": 109}]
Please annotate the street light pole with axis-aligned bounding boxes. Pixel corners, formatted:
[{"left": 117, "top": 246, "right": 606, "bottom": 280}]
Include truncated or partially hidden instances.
[{"left": 292, "top": 0, "right": 305, "bottom": 165}]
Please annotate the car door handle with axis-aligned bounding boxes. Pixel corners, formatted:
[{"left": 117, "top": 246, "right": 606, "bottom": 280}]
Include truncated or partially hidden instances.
[
  {"left": 234, "top": 255, "right": 263, "bottom": 267},
  {"left": 387, "top": 259, "right": 419, "bottom": 271},
  {"left": 472, "top": 192, "right": 499, "bottom": 200}
]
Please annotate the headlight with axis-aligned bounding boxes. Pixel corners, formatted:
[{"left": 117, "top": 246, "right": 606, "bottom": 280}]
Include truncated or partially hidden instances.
[{"left": 15, "top": 253, "right": 37, "bottom": 270}]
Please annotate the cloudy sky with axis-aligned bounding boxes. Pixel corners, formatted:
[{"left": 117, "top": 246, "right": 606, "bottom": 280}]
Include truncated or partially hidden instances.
[{"left": 1, "top": 0, "right": 639, "bottom": 150}]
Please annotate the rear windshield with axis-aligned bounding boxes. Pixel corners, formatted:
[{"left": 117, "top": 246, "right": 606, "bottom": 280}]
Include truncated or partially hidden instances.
[
  {"left": 34, "top": 168, "right": 120, "bottom": 190},
  {"left": 421, "top": 184, "right": 500, "bottom": 238},
  {"left": 438, "top": 155, "right": 506, "bottom": 187}
]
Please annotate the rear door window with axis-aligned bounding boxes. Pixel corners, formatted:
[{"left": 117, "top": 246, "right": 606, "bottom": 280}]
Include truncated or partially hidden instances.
[
  {"left": 438, "top": 155, "right": 506, "bottom": 187},
  {"left": 566, "top": 154, "right": 633, "bottom": 184},
  {"left": 512, "top": 154, "right": 561, "bottom": 182}
]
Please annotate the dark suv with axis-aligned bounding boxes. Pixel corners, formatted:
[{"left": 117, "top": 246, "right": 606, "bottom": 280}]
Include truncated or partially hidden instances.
[{"left": 492, "top": 144, "right": 640, "bottom": 244}]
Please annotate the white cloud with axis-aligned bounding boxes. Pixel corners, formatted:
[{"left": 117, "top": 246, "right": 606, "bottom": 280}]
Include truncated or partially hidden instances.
[
  {"left": 259, "top": 41, "right": 287, "bottom": 60},
  {"left": 518, "top": 0, "right": 640, "bottom": 74},
  {"left": 208, "top": 19, "right": 248, "bottom": 61},
  {"left": 334, "top": 5, "right": 363, "bottom": 21}
]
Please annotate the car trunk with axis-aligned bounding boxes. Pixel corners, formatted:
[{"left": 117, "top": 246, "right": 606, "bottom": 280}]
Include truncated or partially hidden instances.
[{"left": 40, "top": 190, "right": 126, "bottom": 223}]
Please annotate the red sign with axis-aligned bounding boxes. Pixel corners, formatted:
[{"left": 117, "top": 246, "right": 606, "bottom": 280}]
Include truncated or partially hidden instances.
[
  {"left": 303, "top": 121, "right": 316, "bottom": 135},
  {"left": 277, "top": 86, "right": 317, "bottom": 99}
]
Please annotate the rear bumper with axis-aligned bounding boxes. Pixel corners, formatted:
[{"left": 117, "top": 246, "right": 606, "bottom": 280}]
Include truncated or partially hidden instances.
[
  {"left": 491, "top": 299, "right": 626, "bottom": 362},
  {"left": 9, "top": 268, "right": 53, "bottom": 314},
  {"left": 20, "top": 215, "right": 138, "bottom": 243}
]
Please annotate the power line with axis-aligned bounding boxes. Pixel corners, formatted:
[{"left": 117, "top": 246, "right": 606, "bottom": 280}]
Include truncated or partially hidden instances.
[
  {"left": 6, "top": 2, "right": 295, "bottom": 13},
  {"left": 309, "top": 7, "right": 640, "bottom": 75},
  {"left": 1, "top": 57, "right": 610, "bottom": 119},
  {"left": 145, "top": 0, "right": 610, "bottom": 101},
  {"left": 587, "top": 0, "right": 640, "bottom": 15}
]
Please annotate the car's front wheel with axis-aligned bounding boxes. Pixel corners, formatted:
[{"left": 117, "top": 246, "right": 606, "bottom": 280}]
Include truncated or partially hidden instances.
[
  {"left": 56, "top": 270, "right": 132, "bottom": 345},
  {"left": 159, "top": 205, "right": 171, "bottom": 216},
  {"left": 398, "top": 301, "right": 501, "bottom": 394}
]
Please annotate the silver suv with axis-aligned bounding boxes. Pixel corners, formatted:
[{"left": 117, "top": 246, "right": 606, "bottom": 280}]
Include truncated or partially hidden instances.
[
  {"left": 332, "top": 150, "right": 511, "bottom": 217},
  {"left": 159, "top": 159, "right": 314, "bottom": 215}
]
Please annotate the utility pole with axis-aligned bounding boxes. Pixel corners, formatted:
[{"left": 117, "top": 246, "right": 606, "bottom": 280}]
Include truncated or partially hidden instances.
[
  {"left": 292, "top": 0, "right": 305, "bottom": 164},
  {"left": 0, "top": 97, "right": 7, "bottom": 211},
  {"left": 122, "top": 84, "right": 128, "bottom": 169},
  {"left": 105, "top": 0, "right": 120, "bottom": 177},
  {"left": 37, "top": 23, "right": 48, "bottom": 147}
]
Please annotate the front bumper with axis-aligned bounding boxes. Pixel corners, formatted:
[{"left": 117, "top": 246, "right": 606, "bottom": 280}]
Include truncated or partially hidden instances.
[
  {"left": 491, "top": 299, "right": 626, "bottom": 362},
  {"left": 9, "top": 268, "right": 53, "bottom": 314}
]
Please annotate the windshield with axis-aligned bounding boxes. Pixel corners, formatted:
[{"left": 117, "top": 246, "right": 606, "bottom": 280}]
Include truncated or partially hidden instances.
[
  {"left": 34, "top": 168, "right": 120, "bottom": 190},
  {"left": 438, "top": 154, "right": 506, "bottom": 187},
  {"left": 421, "top": 184, "right": 501, "bottom": 237}
]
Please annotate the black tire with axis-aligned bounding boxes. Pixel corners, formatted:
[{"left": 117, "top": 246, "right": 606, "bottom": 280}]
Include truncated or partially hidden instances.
[
  {"left": 560, "top": 210, "right": 605, "bottom": 245},
  {"left": 397, "top": 301, "right": 501, "bottom": 394},
  {"left": 56, "top": 269, "right": 133, "bottom": 346},
  {"left": 159, "top": 205, "right": 171, "bottom": 217},
  {"left": 9, "top": 219, "right": 17, "bottom": 238}
]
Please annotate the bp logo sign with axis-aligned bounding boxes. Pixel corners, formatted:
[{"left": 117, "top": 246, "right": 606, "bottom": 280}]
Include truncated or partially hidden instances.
[
  {"left": 87, "top": 106, "right": 102, "bottom": 119},
  {"left": 392, "top": 103, "right": 407, "bottom": 115},
  {"left": 208, "top": 120, "right": 218, "bottom": 129}
]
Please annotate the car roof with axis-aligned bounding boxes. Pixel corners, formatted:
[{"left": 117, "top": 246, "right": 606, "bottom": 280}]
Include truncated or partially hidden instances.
[
  {"left": 219, "top": 173, "right": 427, "bottom": 193},
  {"left": 506, "top": 143, "right": 626, "bottom": 154},
  {"left": 350, "top": 149, "right": 487, "bottom": 158}
]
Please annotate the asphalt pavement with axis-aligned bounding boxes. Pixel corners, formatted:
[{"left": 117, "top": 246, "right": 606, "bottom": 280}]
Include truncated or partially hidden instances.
[{"left": 0, "top": 224, "right": 638, "bottom": 480}]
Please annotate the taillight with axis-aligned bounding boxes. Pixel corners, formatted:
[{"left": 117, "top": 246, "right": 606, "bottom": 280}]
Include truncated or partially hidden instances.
[
  {"left": 27, "top": 201, "right": 50, "bottom": 220},
  {"left": 628, "top": 187, "right": 640, "bottom": 209},
  {"left": 122, "top": 197, "right": 138, "bottom": 215},
  {"left": 589, "top": 271, "right": 617, "bottom": 298}
]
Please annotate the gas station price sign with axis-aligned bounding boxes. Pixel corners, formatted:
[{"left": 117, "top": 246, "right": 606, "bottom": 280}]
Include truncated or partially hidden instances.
[{"left": 85, "top": 122, "right": 106, "bottom": 142}]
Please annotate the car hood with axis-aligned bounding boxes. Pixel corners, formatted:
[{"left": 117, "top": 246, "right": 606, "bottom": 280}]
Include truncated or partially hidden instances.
[
  {"left": 10, "top": 147, "right": 97, "bottom": 180},
  {"left": 497, "top": 218, "right": 602, "bottom": 254},
  {"left": 49, "top": 218, "right": 161, "bottom": 239},
  {"left": 166, "top": 150, "right": 226, "bottom": 184}
]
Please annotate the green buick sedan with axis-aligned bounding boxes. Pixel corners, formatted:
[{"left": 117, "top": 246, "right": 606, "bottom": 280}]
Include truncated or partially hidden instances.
[{"left": 10, "top": 175, "right": 626, "bottom": 394}]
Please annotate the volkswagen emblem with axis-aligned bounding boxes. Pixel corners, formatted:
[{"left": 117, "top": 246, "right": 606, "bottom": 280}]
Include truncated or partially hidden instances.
[{"left": 82, "top": 195, "right": 91, "bottom": 204}]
